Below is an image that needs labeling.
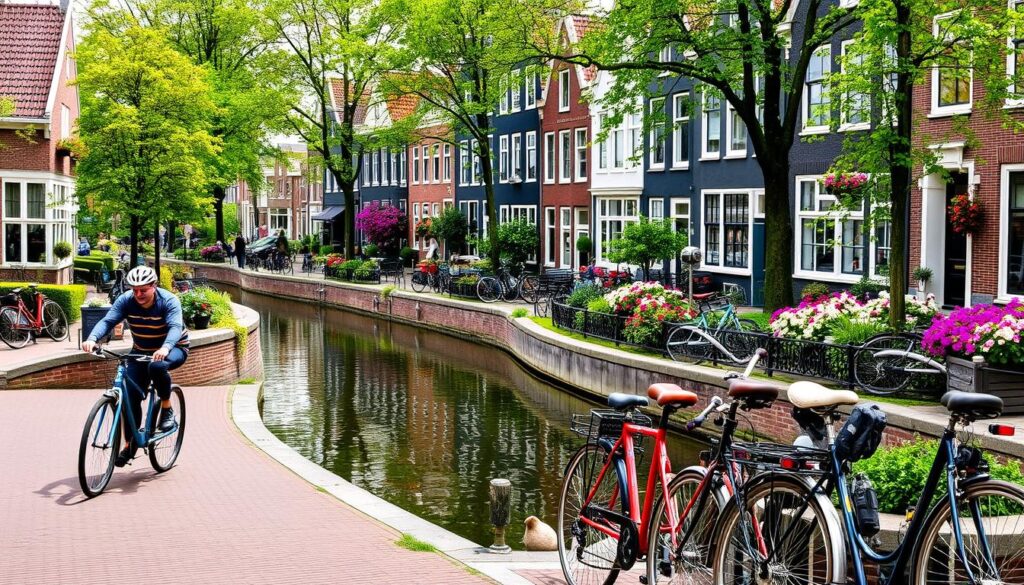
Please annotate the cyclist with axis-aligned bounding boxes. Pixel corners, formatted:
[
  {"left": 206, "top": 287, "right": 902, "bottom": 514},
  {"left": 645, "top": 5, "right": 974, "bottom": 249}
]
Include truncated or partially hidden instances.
[{"left": 81, "top": 265, "right": 189, "bottom": 466}]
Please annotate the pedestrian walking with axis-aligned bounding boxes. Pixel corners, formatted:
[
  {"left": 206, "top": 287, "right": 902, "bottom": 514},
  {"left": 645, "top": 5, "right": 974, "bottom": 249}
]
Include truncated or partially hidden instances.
[{"left": 234, "top": 234, "right": 246, "bottom": 269}]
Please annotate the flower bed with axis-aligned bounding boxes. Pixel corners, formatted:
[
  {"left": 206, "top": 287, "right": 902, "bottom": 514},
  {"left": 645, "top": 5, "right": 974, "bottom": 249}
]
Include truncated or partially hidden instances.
[
  {"left": 199, "top": 244, "right": 226, "bottom": 262},
  {"left": 769, "top": 291, "right": 939, "bottom": 342},
  {"left": 922, "top": 300, "right": 1024, "bottom": 367}
]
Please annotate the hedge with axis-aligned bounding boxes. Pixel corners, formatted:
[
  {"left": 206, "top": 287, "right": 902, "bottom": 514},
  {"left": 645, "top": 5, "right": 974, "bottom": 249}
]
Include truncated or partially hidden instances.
[
  {"left": 73, "top": 251, "right": 115, "bottom": 272},
  {"left": 0, "top": 283, "right": 87, "bottom": 323}
]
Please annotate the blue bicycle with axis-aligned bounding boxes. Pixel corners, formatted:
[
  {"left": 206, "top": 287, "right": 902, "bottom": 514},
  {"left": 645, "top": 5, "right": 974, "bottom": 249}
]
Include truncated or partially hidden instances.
[{"left": 78, "top": 348, "right": 186, "bottom": 497}]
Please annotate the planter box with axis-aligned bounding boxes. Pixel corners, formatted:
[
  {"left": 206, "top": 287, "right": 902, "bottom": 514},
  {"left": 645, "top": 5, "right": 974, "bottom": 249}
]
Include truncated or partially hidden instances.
[
  {"left": 448, "top": 282, "right": 478, "bottom": 298},
  {"left": 947, "top": 355, "right": 1024, "bottom": 414}
]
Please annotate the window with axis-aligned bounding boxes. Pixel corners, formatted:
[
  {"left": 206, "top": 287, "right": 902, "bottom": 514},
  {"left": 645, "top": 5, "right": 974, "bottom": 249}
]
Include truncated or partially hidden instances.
[
  {"left": 671, "top": 199, "right": 690, "bottom": 246},
  {"left": 399, "top": 150, "right": 407, "bottom": 186},
  {"left": 526, "top": 132, "right": 537, "bottom": 182},
  {"left": 805, "top": 47, "right": 830, "bottom": 129},
  {"left": 650, "top": 199, "right": 664, "bottom": 220},
  {"left": 525, "top": 66, "right": 537, "bottom": 108},
  {"left": 559, "top": 130, "right": 572, "bottom": 182},
  {"left": 412, "top": 147, "right": 420, "bottom": 184},
  {"left": 659, "top": 45, "right": 672, "bottom": 62},
  {"left": 575, "top": 128, "right": 587, "bottom": 181},
  {"left": 703, "top": 192, "right": 750, "bottom": 269},
  {"left": 795, "top": 177, "right": 866, "bottom": 276},
  {"left": 596, "top": 198, "right": 639, "bottom": 263},
  {"left": 726, "top": 105, "right": 747, "bottom": 156},
  {"left": 559, "top": 68, "right": 571, "bottom": 111},
  {"left": 1010, "top": 0, "right": 1024, "bottom": 100},
  {"left": 500, "top": 73, "right": 509, "bottom": 114},
  {"left": 471, "top": 139, "right": 481, "bottom": 184},
  {"left": 432, "top": 144, "right": 441, "bottom": 183},
  {"left": 545, "top": 207, "right": 556, "bottom": 266},
  {"left": 544, "top": 132, "right": 556, "bottom": 183},
  {"left": 443, "top": 144, "right": 452, "bottom": 182},
  {"left": 460, "top": 141, "right": 470, "bottom": 185},
  {"left": 702, "top": 93, "right": 721, "bottom": 159},
  {"left": 873, "top": 220, "right": 892, "bottom": 277},
  {"left": 362, "top": 155, "right": 370, "bottom": 186},
  {"left": 499, "top": 135, "right": 509, "bottom": 182},
  {"left": 510, "top": 70, "right": 521, "bottom": 112},
  {"left": 371, "top": 150, "right": 380, "bottom": 185},
  {"left": 423, "top": 145, "right": 431, "bottom": 183},
  {"left": 269, "top": 208, "right": 291, "bottom": 236},
  {"left": 598, "top": 114, "right": 608, "bottom": 171},
  {"left": 511, "top": 133, "right": 522, "bottom": 181},
  {"left": 646, "top": 98, "right": 666, "bottom": 169},
  {"left": 560, "top": 207, "right": 573, "bottom": 268},
  {"left": 627, "top": 112, "right": 642, "bottom": 165},
  {"left": 672, "top": 93, "right": 690, "bottom": 168},
  {"left": 389, "top": 149, "right": 397, "bottom": 186},
  {"left": 841, "top": 41, "right": 869, "bottom": 127},
  {"left": 1005, "top": 171, "right": 1024, "bottom": 295},
  {"left": 412, "top": 203, "right": 421, "bottom": 249},
  {"left": 934, "top": 13, "right": 972, "bottom": 112}
]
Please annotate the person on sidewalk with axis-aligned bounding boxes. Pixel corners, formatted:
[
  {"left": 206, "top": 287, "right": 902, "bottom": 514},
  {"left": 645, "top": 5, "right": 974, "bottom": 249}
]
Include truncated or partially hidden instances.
[
  {"left": 234, "top": 234, "right": 246, "bottom": 269},
  {"left": 81, "top": 266, "right": 189, "bottom": 467}
]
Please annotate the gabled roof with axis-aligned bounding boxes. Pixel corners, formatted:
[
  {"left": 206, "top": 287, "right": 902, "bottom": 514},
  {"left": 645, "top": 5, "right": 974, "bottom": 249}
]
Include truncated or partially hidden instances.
[
  {"left": 540, "top": 14, "right": 600, "bottom": 101},
  {"left": 328, "top": 77, "right": 371, "bottom": 125},
  {"left": 385, "top": 93, "right": 419, "bottom": 121},
  {"left": 0, "top": 2, "right": 68, "bottom": 119}
]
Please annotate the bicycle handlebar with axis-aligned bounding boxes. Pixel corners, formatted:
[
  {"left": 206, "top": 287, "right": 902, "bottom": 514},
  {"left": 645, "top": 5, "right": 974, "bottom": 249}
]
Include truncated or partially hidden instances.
[
  {"left": 91, "top": 347, "right": 153, "bottom": 362},
  {"left": 685, "top": 396, "right": 724, "bottom": 431}
]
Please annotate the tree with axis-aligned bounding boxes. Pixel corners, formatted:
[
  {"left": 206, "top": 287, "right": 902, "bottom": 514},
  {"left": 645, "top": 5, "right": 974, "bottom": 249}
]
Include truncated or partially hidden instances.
[
  {"left": 431, "top": 206, "right": 470, "bottom": 256},
  {"left": 264, "top": 0, "right": 406, "bottom": 258},
  {"left": 385, "top": 0, "right": 556, "bottom": 270},
  {"left": 75, "top": 25, "right": 219, "bottom": 269},
  {"left": 827, "top": 0, "right": 1009, "bottom": 329},
  {"left": 525, "top": 0, "right": 863, "bottom": 312},
  {"left": 475, "top": 217, "right": 540, "bottom": 268},
  {"left": 607, "top": 216, "right": 688, "bottom": 281}
]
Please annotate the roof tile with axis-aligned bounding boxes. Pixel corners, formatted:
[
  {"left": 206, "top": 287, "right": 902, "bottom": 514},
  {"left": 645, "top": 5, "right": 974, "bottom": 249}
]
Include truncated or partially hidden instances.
[{"left": 0, "top": 3, "right": 66, "bottom": 118}]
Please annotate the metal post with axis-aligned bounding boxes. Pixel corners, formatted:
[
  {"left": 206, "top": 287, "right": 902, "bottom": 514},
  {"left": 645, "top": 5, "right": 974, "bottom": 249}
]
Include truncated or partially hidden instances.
[
  {"left": 489, "top": 478, "right": 512, "bottom": 554},
  {"left": 688, "top": 263, "right": 694, "bottom": 303}
]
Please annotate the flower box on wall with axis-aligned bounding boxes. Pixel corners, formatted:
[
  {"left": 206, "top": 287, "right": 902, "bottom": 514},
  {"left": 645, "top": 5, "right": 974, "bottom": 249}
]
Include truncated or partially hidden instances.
[{"left": 946, "top": 355, "right": 1024, "bottom": 415}]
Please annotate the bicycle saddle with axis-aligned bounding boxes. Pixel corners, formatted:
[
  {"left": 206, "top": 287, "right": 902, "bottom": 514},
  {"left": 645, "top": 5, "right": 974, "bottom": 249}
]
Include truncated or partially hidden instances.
[
  {"left": 727, "top": 379, "right": 780, "bottom": 407},
  {"left": 646, "top": 383, "right": 699, "bottom": 408},
  {"left": 787, "top": 381, "right": 859, "bottom": 410},
  {"left": 607, "top": 392, "right": 649, "bottom": 410},
  {"left": 941, "top": 390, "right": 1002, "bottom": 420},
  {"left": 691, "top": 292, "right": 717, "bottom": 301}
]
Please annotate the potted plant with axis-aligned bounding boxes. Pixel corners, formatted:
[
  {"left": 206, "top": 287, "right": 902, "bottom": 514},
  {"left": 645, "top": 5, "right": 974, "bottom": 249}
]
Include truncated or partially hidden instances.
[
  {"left": 576, "top": 235, "right": 592, "bottom": 266},
  {"left": 80, "top": 297, "right": 112, "bottom": 342},
  {"left": 179, "top": 290, "right": 213, "bottom": 329},
  {"left": 948, "top": 194, "right": 983, "bottom": 236},
  {"left": 822, "top": 171, "right": 869, "bottom": 196},
  {"left": 399, "top": 246, "right": 415, "bottom": 267},
  {"left": 53, "top": 241, "right": 72, "bottom": 262},
  {"left": 912, "top": 266, "right": 934, "bottom": 292},
  {"left": 922, "top": 300, "right": 1024, "bottom": 413}
]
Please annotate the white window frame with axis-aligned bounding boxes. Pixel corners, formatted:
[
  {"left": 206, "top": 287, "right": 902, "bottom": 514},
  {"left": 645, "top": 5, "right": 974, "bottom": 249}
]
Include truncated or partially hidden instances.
[
  {"left": 559, "top": 68, "right": 571, "bottom": 112},
  {"left": 627, "top": 112, "right": 642, "bottom": 167},
  {"left": 701, "top": 93, "right": 721, "bottom": 160},
  {"left": 1006, "top": 0, "right": 1024, "bottom": 107},
  {"left": 412, "top": 147, "right": 420, "bottom": 184},
  {"left": 597, "top": 114, "right": 609, "bottom": 171},
  {"left": 672, "top": 92, "right": 690, "bottom": 169},
  {"left": 423, "top": 144, "right": 431, "bottom": 183},
  {"left": 595, "top": 197, "right": 639, "bottom": 265},
  {"left": 525, "top": 131, "right": 537, "bottom": 182},
  {"left": 544, "top": 132, "right": 556, "bottom": 183},
  {"left": 412, "top": 202, "right": 421, "bottom": 250},
  {"left": 510, "top": 133, "right": 522, "bottom": 181},
  {"left": 399, "top": 150, "right": 407, "bottom": 186},
  {"left": 545, "top": 206, "right": 557, "bottom": 266},
  {"left": 525, "top": 66, "right": 537, "bottom": 108},
  {"left": 443, "top": 144, "right": 452, "bottom": 182},
  {"left": 1, "top": 176, "right": 77, "bottom": 266},
  {"left": 510, "top": 69, "right": 521, "bottom": 112},
  {"left": 362, "top": 155, "right": 370, "bottom": 186},
  {"left": 998, "top": 163, "right": 1024, "bottom": 300},
  {"left": 560, "top": 207, "right": 573, "bottom": 269},
  {"left": 471, "top": 139, "right": 481, "bottom": 185},
  {"left": 460, "top": 141, "right": 470, "bottom": 186},
  {"left": 499, "top": 135, "right": 509, "bottom": 183},
  {"left": 432, "top": 144, "right": 441, "bottom": 184},
  {"left": 559, "top": 129, "right": 572, "bottom": 183},
  {"left": 574, "top": 128, "right": 588, "bottom": 182},
  {"left": 803, "top": 46, "right": 831, "bottom": 133},
  {"left": 700, "top": 190, "right": 754, "bottom": 276},
  {"left": 725, "top": 104, "right": 747, "bottom": 158},
  {"left": 840, "top": 40, "right": 871, "bottom": 130},
  {"left": 371, "top": 150, "right": 380, "bottom": 185},
  {"left": 792, "top": 175, "right": 867, "bottom": 282},
  {"left": 649, "top": 198, "right": 665, "bottom": 220},
  {"left": 268, "top": 208, "right": 292, "bottom": 237},
  {"left": 931, "top": 12, "right": 973, "bottom": 116},
  {"left": 649, "top": 97, "right": 666, "bottom": 169},
  {"left": 500, "top": 73, "right": 509, "bottom": 114}
]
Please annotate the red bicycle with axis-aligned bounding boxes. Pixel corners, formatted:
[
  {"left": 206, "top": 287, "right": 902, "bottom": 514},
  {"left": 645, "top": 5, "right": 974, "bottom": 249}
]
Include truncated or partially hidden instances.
[{"left": 0, "top": 284, "right": 69, "bottom": 348}]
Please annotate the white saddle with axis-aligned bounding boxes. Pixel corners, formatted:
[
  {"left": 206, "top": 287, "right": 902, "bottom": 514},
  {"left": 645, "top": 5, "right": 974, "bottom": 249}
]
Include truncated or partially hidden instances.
[{"left": 787, "top": 381, "right": 859, "bottom": 409}]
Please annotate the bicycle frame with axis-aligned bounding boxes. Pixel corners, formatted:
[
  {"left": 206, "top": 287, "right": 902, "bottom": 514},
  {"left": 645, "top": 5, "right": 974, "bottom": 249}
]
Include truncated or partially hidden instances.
[
  {"left": 91, "top": 360, "right": 174, "bottom": 452},
  {"left": 10, "top": 290, "right": 44, "bottom": 330},
  {"left": 872, "top": 348, "right": 948, "bottom": 375}
]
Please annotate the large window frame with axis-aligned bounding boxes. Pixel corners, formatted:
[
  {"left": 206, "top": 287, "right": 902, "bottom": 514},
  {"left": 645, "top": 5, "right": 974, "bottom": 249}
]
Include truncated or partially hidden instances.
[
  {"left": 511, "top": 133, "right": 522, "bottom": 181},
  {"left": 560, "top": 207, "right": 573, "bottom": 269},
  {"left": 932, "top": 12, "right": 973, "bottom": 115},
  {"left": 559, "top": 68, "right": 571, "bottom": 112},
  {"left": 575, "top": 128, "right": 588, "bottom": 182},
  {"left": 840, "top": 40, "right": 870, "bottom": 130},
  {"left": 672, "top": 92, "right": 690, "bottom": 169},
  {"left": 412, "top": 147, "right": 421, "bottom": 184},
  {"left": 559, "top": 129, "right": 572, "bottom": 183},
  {"left": 544, "top": 132, "right": 556, "bottom": 183},
  {"left": 649, "top": 97, "right": 666, "bottom": 169},
  {"left": 443, "top": 144, "right": 452, "bottom": 182},
  {"left": 1007, "top": 0, "right": 1024, "bottom": 105},
  {"left": 595, "top": 197, "right": 639, "bottom": 265},
  {"left": 701, "top": 93, "right": 721, "bottom": 160},
  {"left": 999, "top": 164, "right": 1024, "bottom": 299},
  {"left": 701, "top": 190, "right": 752, "bottom": 274},
  {"left": 499, "top": 135, "right": 509, "bottom": 183},
  {"left": 526, "top": 131, "right": 537, "bottom": 182},
  {"left": 545, "top": 206, "right": 557, "bottom": 266},
  {"left": 793, "top": 176, "right": 867, "bottom": 281},
  {"left": 2, "top": 177, "right": 77, "bottom": 266},
  {"left": 804, "top": 46, "right": 831, "bottom": 132},
  {"left": 459, "top": 141, "right": 470, "bottom": 186},
  {"left": 725, "top": 104, "right": 747, "bottom": 158}
]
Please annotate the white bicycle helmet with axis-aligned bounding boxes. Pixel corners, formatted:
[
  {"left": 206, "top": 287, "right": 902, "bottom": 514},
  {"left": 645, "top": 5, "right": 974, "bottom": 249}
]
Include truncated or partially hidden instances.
[{"left": 124, "top": 265, "right": 158, "bottom": 287}]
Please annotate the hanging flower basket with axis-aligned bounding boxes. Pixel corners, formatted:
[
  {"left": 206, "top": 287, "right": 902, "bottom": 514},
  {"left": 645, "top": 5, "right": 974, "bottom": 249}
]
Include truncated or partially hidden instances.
[
  {"left": 415, "top": 219, "right": 432, "bottom": 239},
  {"left": 823, "top": 172, "right": 868, "bottom": 196},
  {"left": 948, "top": 194, "right": 983, "bottom": 235}
]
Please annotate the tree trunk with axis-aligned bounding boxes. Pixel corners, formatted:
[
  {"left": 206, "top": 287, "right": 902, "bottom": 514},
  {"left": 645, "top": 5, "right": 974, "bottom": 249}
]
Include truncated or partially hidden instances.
[
  {"left": 889, "top": 14, "right": 914, "bottom": 331},
  {"left": 153, "top": 222, "right": 162, "bottom": 282},
  {"left": 343, "top": 184, "right": 356, "bottom": 258},
  {"left": 762, "top": 162, "right": 795, "bottom": 313},
  {"left": 129, "top": 215, "right": 140, "bottom": 269},
  {"left": 167, "top": 220, "right": 177, "bottom": 253},
  {"left": 213, "top": 185, "right": 226, "bottom": 244}
]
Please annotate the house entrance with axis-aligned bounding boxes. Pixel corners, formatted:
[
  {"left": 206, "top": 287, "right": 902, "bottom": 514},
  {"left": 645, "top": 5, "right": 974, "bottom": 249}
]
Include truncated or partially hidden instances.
[{"left": 943, "top": 173, "right": 969, "bottom": 307}]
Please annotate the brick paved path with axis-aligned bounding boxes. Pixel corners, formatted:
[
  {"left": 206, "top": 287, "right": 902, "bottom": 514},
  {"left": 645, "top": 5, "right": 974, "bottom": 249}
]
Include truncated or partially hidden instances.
[{"left": 0, "top": 386, "right": 490, "bottom": 584}]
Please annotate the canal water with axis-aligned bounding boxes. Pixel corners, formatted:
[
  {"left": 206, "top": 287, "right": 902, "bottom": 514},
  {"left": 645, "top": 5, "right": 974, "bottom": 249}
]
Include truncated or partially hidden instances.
[{"left": 225, "top": 286, "right": 704, "bottom": 549}]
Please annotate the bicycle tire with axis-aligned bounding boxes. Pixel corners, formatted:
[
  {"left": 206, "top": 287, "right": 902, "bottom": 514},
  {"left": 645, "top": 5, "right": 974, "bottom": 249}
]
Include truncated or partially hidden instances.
[
  {"left": 476, "top": 277, "right": 502, "bottom": 303},
  {"left": 42, "top": 300, "right": 69, "bottom": 341},
  {"left": 411, "top": 273, "right": 428, "bottom": 293},
  {"left": 558, "top": 443, "right": 623, "bottom": 585},
  {"left": 78, "top": 394, "right": 121, "bottom": 498},
  {"left": 149, "top": 385, "right": 186, "bottom": 472},
  {"left": 646, "top": 468, "right": 725, "bottom": 585},
  {"left": 0, "top": 306, "right": 31, "bottom": 348},
  {"left": 666, "top": 326, "right": 714, "bottom": 364},
  {"left": 912, "top": 479, "right": 1024, "bottom": 585},
  {"left": 712, "top": 474, "right": 843, "bottom": 585},
  {"left": 852, "top": 334, "right": 916, "bottom": 395},
  {"left": 717, "top": 319, "right": 760, "bottom": 365},
  {"left": 519, "top": 276, "right": 540, "bottom": 304}
]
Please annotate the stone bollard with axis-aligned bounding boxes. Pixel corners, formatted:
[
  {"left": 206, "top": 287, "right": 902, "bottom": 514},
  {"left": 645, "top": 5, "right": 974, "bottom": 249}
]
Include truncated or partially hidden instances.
[{"left": 489, "top": 478, "right": 512, "bottom": 554}]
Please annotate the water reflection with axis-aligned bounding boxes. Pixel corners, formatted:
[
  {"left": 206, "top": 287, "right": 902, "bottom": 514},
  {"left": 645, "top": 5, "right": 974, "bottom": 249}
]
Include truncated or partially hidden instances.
[{"left": 227, "top": 286, "right": 704, "bottom": 548}]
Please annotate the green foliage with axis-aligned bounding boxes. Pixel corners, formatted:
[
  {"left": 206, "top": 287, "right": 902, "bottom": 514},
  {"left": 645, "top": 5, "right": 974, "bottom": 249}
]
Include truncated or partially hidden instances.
[
  {"left": 606, "top": 216, "right": 687, "bottom": 279},
  {"left": 380, "top": 284, "right": 396, "bottom": 299},
  {"left": 319, "top": 244, "right": 336, "bottom": 256},
  {"left": 159, "top": 266, "right": 174, "bottom": 291},
  {"left": 395, "top": 533, "right": 436, "bottom": 553},
  {"left": 363, "top": 243, "right": 379, "bottom": 258},
  {"left": 454, "top": 274, "right": 481, "bottom": 286},
  {"left": 0, "top": 283, "right": 87, "bottom": 323},
  {"left": 854, "top": 438, "right": 1024, "bottom": 514},
  {"left": 431, "top": 207, "right": 469, "bottom": 252},
  {"left": 510, "top": 308, "right": 528, "bottom": 318},
  {"left": 912, "top": 266, "right": 934, "bottom": 282},
  {"left": 53, "top": 241, "right": 72, "bottom": 260},
  {"left": 576, "top": 234, "right": 592, "bottom": 254},
  {"left": 566, "top": 284, "right": 604, "bottom": 309},
  {"left": 74, "top": 252, "right": 115, "bottom": 273},
  {"left": 587, "top": 297, "right": 613, "bottom": 314},
  {"left": 800, "top": 282, "right": 831, "bottom": 299},
  {"left": 825, "top": 314, "right": 887, "bottom": 345},
  {"left": 850, "top": 274, "right": 889, "bottom": 298},
  {"left": 353, "top": 259, "right": 378, "bottom": 280},
  {"left": 475, "top": 218, "right": 539, "bottom": 268},
  {"left": 340, "top": 259, "right": 363, "bottom": 271},
  {"left": 399, "top": 246, "right": 416, "bottom": 265}
]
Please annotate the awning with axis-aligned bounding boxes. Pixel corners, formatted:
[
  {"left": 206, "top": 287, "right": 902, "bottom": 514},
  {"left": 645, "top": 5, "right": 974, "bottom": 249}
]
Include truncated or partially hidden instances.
[{"left": 312, "top": 206, "right": 344, "bottom": 222}]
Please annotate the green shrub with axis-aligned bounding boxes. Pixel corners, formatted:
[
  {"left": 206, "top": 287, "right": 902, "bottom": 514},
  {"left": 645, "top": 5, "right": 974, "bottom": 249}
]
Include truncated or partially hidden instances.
[
  {"left": 53, "top": 241, "right": 72, "bottom": 260},
  {"left": 510, "top": 308, "right": 528, "bottom": 318},
  {"left": 850, "top": 274, "right": 888, "bottom": 298},
  {"left": 364, "top": 243, "right": 379, "bottom": 258},
  {"left": 399, "top": 246, "right": 415, "bottom": 265},
  {"left": 340, "top": 259, "right": 363, "bottom": 271},
  {"left": 454, "top": 274, "right": 480, "bottom": 286},
  {"left": 354, "top": 259, "right": 378, "bottom": 280},
  {"left": 566, "top": 284, "right": 603, "bottom": 308},
  {"left": 380, "top": 284, "right": 396, "bottom": 299},
  {"left": 0, "top": 283, "right": 86, "bottom": 323},
  {"left": 587, "top": 297, "right": 613, "bottom": 314},
  {"left": 319, "top": 244, "right": 336, "bottom": 256},
  {"left": 74, "top": 251, "right": 115, "bottom": 273},
  {"left": 800, "top": 282, "right": 830, "bottom": 299},
  {"left": 159, "top": 266, "right": 173, "bottom": 291},
  {"left": 826, "top": 314, "right": 887, "bottom": 345},
  {"left": 853, "top": 438, "right": 1024, "bottom": 514}
]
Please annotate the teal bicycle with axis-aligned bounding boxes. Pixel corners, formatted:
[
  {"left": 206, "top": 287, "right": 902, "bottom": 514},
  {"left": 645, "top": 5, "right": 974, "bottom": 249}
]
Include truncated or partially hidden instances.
[
  {"left": 78, "top": 347, "right": 186, "bottom": 497},
  {"left": 666, "top": 293, "right": 760, "bottom": 364}
]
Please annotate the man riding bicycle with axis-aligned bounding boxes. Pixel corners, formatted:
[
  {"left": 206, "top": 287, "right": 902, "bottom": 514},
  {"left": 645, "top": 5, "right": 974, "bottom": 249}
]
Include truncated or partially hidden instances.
[{"left": 81, "top": 266, "right": 189, "bottom": 466}]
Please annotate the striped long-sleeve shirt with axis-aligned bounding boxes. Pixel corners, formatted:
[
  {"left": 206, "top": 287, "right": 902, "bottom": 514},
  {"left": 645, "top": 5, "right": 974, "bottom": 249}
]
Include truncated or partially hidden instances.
[{"left": 88, "top": 288, "right": 190, "bottom": 354}]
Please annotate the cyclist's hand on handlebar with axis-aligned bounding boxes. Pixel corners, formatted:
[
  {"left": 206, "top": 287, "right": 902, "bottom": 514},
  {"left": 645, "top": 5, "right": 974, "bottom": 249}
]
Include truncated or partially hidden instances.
[
  {"left": 153, "top": 347, "right": 169, "bottom": 362},
  {"left": 82, "top": 340, "right": 96, "bottom": 354}
]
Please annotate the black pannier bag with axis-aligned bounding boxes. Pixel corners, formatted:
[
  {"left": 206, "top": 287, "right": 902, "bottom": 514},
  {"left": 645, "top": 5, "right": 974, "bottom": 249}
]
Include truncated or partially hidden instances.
[
  {"left": 834, "top": 403, "right": 887, "bottom": 463},
  {"left": 0, "top": 292, "right": 18, "bottom": 307}
]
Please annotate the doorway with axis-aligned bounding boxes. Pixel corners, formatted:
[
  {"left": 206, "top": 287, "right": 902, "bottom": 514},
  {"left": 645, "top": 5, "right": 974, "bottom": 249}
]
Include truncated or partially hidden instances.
[{"left": 943, "top": 173, "right": 969, "bottom": 307}]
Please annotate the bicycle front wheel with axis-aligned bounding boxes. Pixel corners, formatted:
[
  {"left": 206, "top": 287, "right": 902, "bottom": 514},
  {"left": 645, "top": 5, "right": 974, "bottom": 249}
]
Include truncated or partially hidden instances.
[
  {"left": 476, "top": 277, "right": 502, "bottom": 303},
  {"left": 713, "top": 474, "right": 842, "bottom": 585},
  {"left": 78, "top": 395, "right": 121, "bottom": 498},
  {"left": 149, "top": 385, "right": 186, "bottom": 472},
  {"left": 411, "top": 273, "right": 428, "bottom": 293},
  {"left": 666, "top": 327, "right": 714, "bottom": 364},
  {"left": 558, "top": 443, "right": 623, "bottom": 585},
  {"left": 912, "top": 479, "right": 1024, "bottom": 585},
  {"left": 0, "top": 306, "right": 31, "bottom": 348},
  {"left": 519, "top": 275, "right": 540, "bottom": 304},
  {"left": 647, "top": 468, "right": 725, "bottom": 585},
  {"left": 42, "top": 300, "right": 69, "bottom": 341},
  {"left": 852, "top": 334, "right": 915, "bottom": 395}
]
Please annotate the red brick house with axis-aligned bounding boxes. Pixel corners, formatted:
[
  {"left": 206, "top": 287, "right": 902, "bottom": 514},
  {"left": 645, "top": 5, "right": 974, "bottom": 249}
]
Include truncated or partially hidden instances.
[
  {"left": 235, "top": 139, "right": 323, "bottom": 241},
  {"left": 407, "top": 118, "right": 454, "bottom": 260},
  {"left": 0, "top": 0, "right": 79, "bottom": 283},
  {"left": 909, "top": 48, "right": 1024, "bottom": 307},
  {"left": 538, "top": 15, "right": 595, "bottom": 270}
]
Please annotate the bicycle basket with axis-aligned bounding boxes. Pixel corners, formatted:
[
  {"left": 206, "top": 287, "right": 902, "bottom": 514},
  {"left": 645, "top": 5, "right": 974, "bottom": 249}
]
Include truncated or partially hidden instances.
[
  {"left": 570, "top": 409, "right": 653, "bottom": 442},
  {"left": 730, "top": 441, "right": 830, "bottom": 475},
  {"left": 0, "top": 292, "right": 16, "bottom": 307}
]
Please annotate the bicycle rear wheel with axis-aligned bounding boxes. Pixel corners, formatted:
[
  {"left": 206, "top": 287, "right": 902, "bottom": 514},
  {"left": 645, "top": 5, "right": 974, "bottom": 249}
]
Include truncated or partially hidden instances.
[
  {"left": 666, "top": 326, "right": 715, "bottom": 364},
  {"left": 852, "top": 334, "right": 916, "bottom": 395},
  {"left": 149, "top": 385, "right": 186, "bottom": 472},
  {"left": 411, "top": 272, "right": 428, "bottom": 293},
  {"left": 477, "top": 277, "right": 502, "bottom": 303},
  {"left": 559, "top": 443, "right": 623, "bottom": 585},
  {"left": 519, "top": 276, "right": 540, "bottom": 304},
  {"left": 78, "top": 395, "right": 121, "bottom": 498},
  {"left": 0, "top": 306, "right": 31, "bottom": 348},
  {"left": 912, "top": 479, "right": 1024, "bottom": 585},
  {"left": 647, "top": 469, "right": 725, "bottom": 585},
  {"left": 42, "top": 300, "right": 69, "bottom": 341}
]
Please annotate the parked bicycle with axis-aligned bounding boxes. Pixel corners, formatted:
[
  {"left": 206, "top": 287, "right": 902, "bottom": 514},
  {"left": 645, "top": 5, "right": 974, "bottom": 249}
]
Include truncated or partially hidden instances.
[
  {"left": 713, "top": 383, "right": 1024, "bottom": 585},
  {"left": 106, "top": 269, "right": 127, "bottom": 303},
  {"left": 0, "top": 284, "right": 69, "bottom": 348},
  {"left": 78, "top": 347, "right": 186, "bottom": 497},
  {"left": 476, "top": 264, "right": 538, "bottom": 303},
  {"left": 411, "top": 263, "right": 451, "bottom": 294},
  {"left": 852, "top": 331, "right": 947, "bottom": 395},
  {"left": 665, "top": 294, "right": 760, "bottom": 364}
]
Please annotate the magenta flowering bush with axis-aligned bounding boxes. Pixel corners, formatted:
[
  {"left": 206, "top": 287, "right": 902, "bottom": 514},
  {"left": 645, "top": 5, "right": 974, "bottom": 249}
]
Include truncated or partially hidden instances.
[
  {"left": 922, "top": 300, "right": 1024, "bottom": 367},
  {"left": 199, "top": 244, "right": 225, "bottom": 262},
  {"left": 770, "top": 291, "right": 938, "bottom": 341},
  {"left": 355, "top": 202, "right": 407, "bottom": 252}
]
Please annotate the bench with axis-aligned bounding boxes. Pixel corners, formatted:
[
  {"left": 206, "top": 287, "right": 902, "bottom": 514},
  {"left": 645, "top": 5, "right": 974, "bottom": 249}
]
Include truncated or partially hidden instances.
[{"left": 379, "top": 259, "right": 404, "bottom": 285}]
